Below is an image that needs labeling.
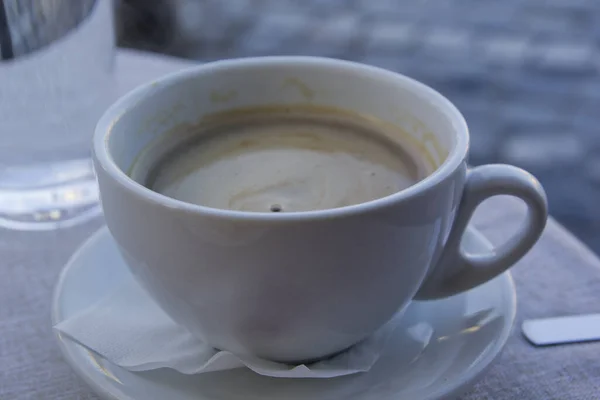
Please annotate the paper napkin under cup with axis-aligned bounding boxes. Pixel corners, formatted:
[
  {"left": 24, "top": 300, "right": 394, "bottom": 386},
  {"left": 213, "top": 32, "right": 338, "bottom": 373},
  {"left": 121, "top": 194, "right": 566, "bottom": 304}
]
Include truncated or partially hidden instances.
[{"left": 54, "top": 275, "right": 404, "bottom": 379}]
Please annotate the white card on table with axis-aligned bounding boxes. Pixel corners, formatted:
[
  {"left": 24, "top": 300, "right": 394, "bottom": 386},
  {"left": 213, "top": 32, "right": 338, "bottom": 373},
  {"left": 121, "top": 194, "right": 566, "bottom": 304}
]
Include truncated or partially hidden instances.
[{"left": 522, "top": 314, "right": 600, "bottom": 346}]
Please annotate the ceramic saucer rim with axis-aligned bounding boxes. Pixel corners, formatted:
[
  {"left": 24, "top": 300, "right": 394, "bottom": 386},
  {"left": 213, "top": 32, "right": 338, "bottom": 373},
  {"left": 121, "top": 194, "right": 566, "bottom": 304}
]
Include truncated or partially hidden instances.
[
  {"left": 434, "top": 271, "right": 516, "bottom": 399},
  {"left": 53, "top": 227, "right": 132, "bottom": 400},
  {"left": 52, "top": 226, "right": 516, "bottom": 400}
]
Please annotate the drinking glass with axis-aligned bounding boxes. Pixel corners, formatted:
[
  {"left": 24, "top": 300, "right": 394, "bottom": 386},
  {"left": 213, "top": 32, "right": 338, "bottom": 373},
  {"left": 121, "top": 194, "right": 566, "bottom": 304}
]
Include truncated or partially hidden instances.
[{"left": 0, "top": 0, "right": 116, "bottom": 230}]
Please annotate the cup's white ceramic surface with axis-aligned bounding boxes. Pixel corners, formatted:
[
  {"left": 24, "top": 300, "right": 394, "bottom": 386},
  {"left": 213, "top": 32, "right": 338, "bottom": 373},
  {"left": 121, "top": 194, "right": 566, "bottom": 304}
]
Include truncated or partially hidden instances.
[{"left": 93, "top": 57, "right": 547, "bottom": 363}]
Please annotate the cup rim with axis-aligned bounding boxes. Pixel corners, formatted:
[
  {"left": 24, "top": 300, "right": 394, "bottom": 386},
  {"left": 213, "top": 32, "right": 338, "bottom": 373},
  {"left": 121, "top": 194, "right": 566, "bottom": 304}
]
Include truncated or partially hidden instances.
[{"left": 93, "top": 56, "right": 469, "bottom": 222}]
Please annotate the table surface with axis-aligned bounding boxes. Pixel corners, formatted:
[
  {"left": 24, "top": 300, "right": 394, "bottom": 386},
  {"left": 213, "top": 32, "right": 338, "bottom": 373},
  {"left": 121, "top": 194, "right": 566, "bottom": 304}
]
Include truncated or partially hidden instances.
[{"left": 1, "top": 50, "right": 600, "bottom": 400}]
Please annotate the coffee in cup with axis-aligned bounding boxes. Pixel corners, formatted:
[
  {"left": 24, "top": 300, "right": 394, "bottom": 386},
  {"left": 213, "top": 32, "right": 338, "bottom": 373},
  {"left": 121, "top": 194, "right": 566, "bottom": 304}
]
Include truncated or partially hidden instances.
[{"left": 130, "top": 105, "right": 433, "bottom": 213}]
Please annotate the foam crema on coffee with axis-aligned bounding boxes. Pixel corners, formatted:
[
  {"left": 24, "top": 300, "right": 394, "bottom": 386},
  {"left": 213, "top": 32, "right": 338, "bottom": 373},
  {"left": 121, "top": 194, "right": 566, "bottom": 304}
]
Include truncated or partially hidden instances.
[{"left": 130, "top": 106, "right": 434, "bottom": 213}]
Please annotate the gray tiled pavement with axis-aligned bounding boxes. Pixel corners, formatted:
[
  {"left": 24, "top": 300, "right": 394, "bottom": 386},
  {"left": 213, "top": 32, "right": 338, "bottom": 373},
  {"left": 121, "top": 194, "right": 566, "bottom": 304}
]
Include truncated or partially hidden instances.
[{"left": 118, "top": 0, "right": 600, "bottom": 254}]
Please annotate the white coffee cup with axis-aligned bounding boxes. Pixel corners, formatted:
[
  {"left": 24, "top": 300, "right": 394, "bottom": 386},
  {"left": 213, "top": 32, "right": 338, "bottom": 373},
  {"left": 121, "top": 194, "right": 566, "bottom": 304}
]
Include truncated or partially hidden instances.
[{"left": 93, "top": 57, "right": 547, "bottom": 363}]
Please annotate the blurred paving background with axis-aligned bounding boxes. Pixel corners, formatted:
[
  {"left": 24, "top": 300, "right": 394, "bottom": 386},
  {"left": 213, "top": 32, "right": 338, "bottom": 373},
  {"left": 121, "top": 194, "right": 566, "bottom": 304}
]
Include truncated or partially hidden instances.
[{"left": 116, "top": 0, "right": 600, "bottom": 253}]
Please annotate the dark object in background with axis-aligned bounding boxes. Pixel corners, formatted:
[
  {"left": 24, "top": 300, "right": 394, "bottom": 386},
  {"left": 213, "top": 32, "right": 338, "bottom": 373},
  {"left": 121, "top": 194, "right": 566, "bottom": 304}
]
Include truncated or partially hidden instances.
[{"left": 116, "top": 0, "right": 175, "bottom": 52}]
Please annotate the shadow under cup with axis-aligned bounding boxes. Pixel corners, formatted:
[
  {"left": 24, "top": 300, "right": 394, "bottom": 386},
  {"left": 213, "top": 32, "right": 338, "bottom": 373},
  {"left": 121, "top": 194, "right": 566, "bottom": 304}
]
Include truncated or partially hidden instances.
[{"left": 94, "top": 57, "right": 469, "bottom": 363}]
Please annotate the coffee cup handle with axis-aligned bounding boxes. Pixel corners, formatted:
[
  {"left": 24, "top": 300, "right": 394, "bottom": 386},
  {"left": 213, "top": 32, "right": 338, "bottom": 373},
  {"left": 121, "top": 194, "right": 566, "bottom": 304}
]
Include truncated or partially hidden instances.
[{"left": 415, "top": 164, "right": 548, "bottom": 300}]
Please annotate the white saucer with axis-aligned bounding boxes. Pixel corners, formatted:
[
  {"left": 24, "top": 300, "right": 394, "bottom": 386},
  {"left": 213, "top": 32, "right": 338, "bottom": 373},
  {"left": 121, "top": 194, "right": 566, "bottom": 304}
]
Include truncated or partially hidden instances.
[{"left": 52, "top": 226, "right": 516, "bottom": 400}]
